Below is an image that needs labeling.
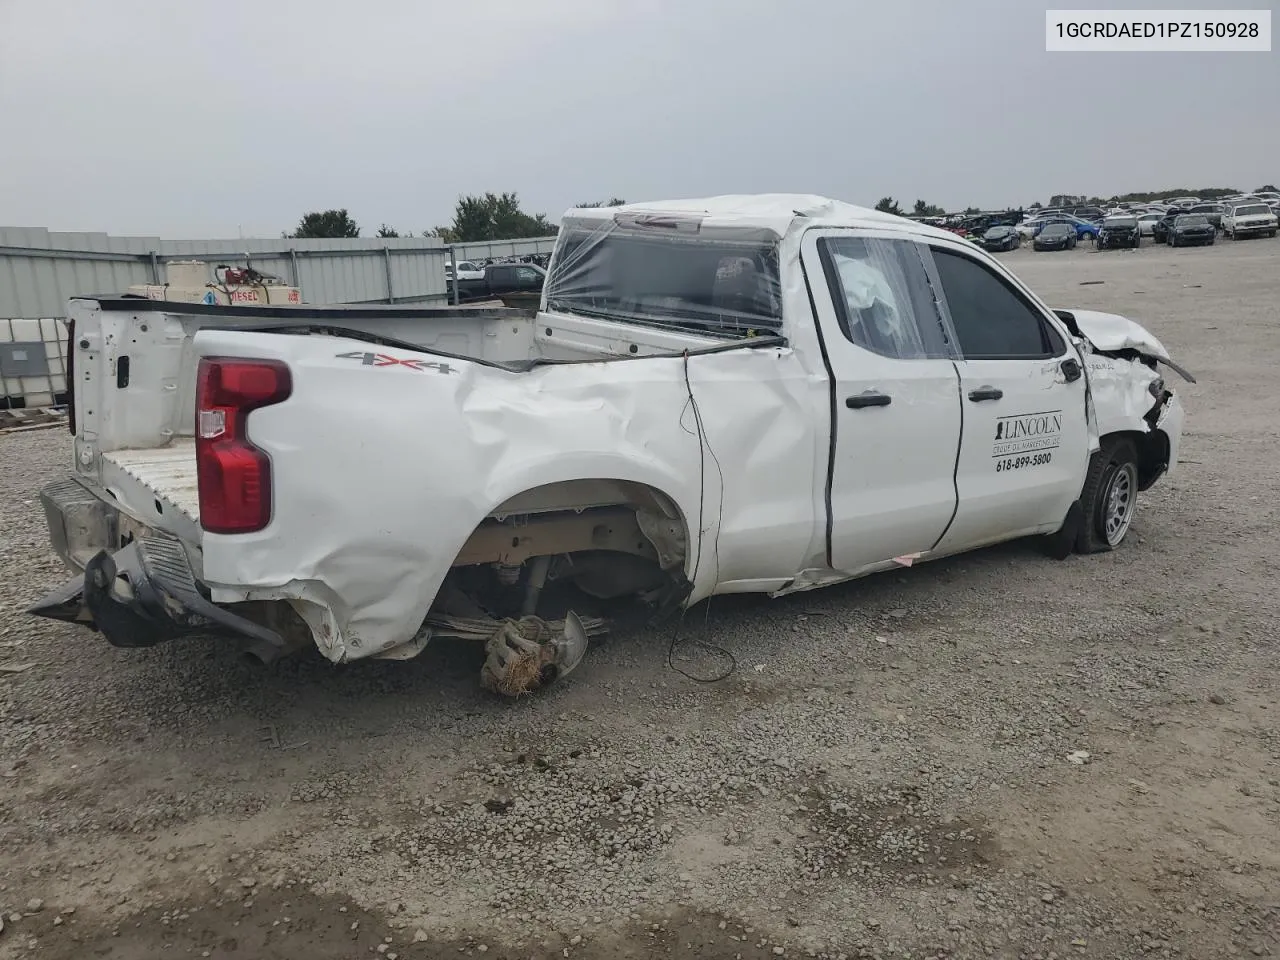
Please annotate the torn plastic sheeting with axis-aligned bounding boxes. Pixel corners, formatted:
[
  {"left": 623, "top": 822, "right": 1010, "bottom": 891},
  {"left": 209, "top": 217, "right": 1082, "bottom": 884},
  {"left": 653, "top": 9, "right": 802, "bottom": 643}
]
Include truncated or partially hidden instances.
[
  {"left": 193, "top": 329, "right": 817, "bottom": 663},
  {"left": 545, "top": 212, "right": 784, "bottom": 336}
]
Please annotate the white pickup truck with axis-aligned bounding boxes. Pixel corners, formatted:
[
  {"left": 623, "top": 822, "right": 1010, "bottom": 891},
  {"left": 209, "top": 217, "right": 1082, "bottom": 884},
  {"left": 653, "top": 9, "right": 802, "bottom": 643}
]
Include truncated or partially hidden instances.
[
  {"left": 29, "top": 195, "right": 1192, "bottom": 694},
  {"left": 1221, "top": 202, "right": 1279, "bottom": 240}
]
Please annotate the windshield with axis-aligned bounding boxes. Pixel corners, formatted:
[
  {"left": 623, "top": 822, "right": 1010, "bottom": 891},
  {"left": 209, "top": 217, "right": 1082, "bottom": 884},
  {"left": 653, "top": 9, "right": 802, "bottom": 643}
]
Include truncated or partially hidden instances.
[
  {"left": 1040, "top": 224, "right": 1071, "bottom": 237},
  {"left": 984, "top": 226, "right": 1011, "bottom": 237},
  {"left": 1234, "top": 204, "right": 1270, "bottom": 216},
  {"left": 545, "top": 221, "right": 783, "bottom": 333},
  {"left": 1176, "top": 215, "right": 1208, "bottom": 226},
  {"left": 1190, "top": 205, "right": 1222, "bottom": 213},
  {"left": 1103, "top": 217, "right": 1137, "bottom": 227}
]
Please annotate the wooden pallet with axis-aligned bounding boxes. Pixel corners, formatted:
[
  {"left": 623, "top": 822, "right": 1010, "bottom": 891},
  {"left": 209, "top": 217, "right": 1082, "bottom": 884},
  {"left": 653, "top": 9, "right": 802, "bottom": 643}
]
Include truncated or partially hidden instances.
[{"left": 0, "top": 407, "right": 68, "bottom": 434}]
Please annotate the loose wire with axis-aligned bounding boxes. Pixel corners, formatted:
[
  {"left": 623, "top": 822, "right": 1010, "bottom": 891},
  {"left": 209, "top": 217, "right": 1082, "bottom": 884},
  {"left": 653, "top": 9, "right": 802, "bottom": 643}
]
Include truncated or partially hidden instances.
[{"left": 666, "top": 351, "right": 736, "bottom": 683}]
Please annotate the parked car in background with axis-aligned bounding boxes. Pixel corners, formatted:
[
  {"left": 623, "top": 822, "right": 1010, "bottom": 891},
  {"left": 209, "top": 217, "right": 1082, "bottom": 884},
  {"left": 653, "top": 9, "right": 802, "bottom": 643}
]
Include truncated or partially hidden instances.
[
  {"left": 1222, "top": 203, "right": 1279, "bottom": 240},
  {"left": 1168, "top": 214, "right": 1216, "bottom": 247},
  {"left": 1151, "top": 210, "right": 1186, "bottom": 244},
  {"left": 444, "top": 259, "right": 486, "bottom": 282},
  {"left": 1137, "top": 212, "right": 1164, "bottom": 237},
  {"left": 979, "top": 225, "right": 1020, "bottom": 252},
  {"left": 1065, "top": 215, "right": 1101, "bottom": 241},
  {"left": 1033, "top": 222, "right": 1077, "bottom": 251},
  {"left": 1016, "top": 217, "right": 1048, "bottom": 240},
  {"left": 1188, "top": 203, "right": 1225, "bottom": 231},
  {"left": 1097, "top": 215, "right": 1142, "bottom": 250},
  {"left": 449, "top": 262, "right": 547, "bottom": 302}
]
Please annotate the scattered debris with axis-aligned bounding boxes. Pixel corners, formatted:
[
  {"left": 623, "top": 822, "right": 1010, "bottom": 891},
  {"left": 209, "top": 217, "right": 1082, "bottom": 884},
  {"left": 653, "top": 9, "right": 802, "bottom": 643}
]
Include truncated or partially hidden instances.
[
  {"left": 1079, "top": 280, "right": 1105, "bottom": 285},
  {"left": 1209, "top": 692, "right": 1228, "bottom": 705},
  {"left": 1066, "top": 750, "right": 1092, "bottom": 765},
  {"left": 257, "top": 725, "right": 308, "bottom": 751},
  {"left": 0, "top": 662, "right": 35, "bottom": 675},
  {"left": 0, "top": 408, "right": 67, "bottom": 434}
]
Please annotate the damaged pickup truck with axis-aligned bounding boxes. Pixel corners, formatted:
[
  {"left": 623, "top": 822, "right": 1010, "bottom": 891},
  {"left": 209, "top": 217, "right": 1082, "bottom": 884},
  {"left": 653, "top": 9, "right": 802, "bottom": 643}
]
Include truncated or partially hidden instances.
[{"left": 29, "top": 195, "right": 1191, "bottom": 694}]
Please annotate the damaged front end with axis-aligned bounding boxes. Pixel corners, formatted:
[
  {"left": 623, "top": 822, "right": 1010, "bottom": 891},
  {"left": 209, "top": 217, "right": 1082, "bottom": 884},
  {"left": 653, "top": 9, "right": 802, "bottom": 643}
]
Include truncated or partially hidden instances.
[{"left": 1055, "top": 308, "right": 1193, "bottom": 488}]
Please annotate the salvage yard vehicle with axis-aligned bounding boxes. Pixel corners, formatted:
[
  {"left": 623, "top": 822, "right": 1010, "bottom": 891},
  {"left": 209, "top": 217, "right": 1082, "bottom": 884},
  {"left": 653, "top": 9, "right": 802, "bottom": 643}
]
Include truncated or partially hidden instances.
[
  {"left": 978, "top": 225, "right": 1020, "bottom": 252},
  {"left": 1032, "top": 222, "right": 1077, "bottom": 251},
  {"left": 449, "top": 261, "right": 546, "bottom": 303},
  {"left": 1097, "top": 215, "right": 1141, "bottom": 250},
  {"left": 1137, "top": 212, "right": 1163, "bottom": 237},
  {"left": 27, "top": 195, "right": 1191, "bottom": 695},
  {"left": 1167, "top": 214, "right": 1216, "bottom": 247},
  {"left": 1221, "top": 202, "right": 1279, "bottom": 240},
  {"left": 1187, "top": 202, "right": 1225, "bottom": 232}
]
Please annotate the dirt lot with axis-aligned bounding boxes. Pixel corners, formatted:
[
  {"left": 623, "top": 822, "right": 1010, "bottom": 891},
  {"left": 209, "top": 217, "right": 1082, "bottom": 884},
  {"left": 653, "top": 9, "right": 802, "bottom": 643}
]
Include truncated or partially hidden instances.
[{"left": 2, "top": 237, "right": 1278, "bottom": 959}]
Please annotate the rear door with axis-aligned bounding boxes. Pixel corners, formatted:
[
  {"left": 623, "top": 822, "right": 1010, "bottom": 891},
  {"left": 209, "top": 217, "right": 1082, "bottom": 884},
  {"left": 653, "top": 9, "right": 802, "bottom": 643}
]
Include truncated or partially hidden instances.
[
  {"left": 924, "top": 243, "right": 1091, "bottom": 553},
  {"left": 801, "top": 230, "right": 962, "bottom": 575}
]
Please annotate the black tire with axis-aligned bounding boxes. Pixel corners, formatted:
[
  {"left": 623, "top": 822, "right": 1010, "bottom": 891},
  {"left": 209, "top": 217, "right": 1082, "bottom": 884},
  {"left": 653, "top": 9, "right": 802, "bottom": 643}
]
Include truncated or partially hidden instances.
[
  {"left": 1270, "top": 230, "right": 1277, "bottom": 239},
  {"left": 1076, "top": 437, "right": 1140, "bottom": 554}
]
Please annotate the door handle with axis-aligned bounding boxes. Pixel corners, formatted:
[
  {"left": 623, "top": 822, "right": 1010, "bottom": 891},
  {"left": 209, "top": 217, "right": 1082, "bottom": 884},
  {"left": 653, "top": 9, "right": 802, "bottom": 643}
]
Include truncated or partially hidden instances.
[
  {"left": 967, "top": 385, "right": 1003, "bottom": 402},
  {"left": 846, "top": 390, "right": 892, "bottom": 409}
]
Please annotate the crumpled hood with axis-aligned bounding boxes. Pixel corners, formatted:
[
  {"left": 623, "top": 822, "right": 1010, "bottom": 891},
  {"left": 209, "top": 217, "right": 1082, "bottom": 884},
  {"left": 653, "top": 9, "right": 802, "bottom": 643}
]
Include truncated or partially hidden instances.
[{"left": 1063, "top": 309, "right": 1196, "bottom": 383}]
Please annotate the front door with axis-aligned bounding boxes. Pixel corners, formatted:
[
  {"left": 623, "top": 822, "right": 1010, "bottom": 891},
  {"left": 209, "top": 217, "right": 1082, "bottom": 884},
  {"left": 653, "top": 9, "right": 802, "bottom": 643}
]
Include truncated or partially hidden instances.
[
  {"left": 801, "top": 231, "right": 962, "bottom": 575},
  {"left": 925, "top": 244, "right": 1091, "bottom": 553}
]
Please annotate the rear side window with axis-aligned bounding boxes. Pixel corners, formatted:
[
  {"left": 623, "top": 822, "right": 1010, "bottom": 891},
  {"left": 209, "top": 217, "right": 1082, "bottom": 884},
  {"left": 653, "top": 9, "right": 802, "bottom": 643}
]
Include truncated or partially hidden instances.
[
  {"left": 817, "top": 236, "right": 953, "bottom": 360},
  {"left": 930, "top": 249, "right": 1065, "bottom": 360}
]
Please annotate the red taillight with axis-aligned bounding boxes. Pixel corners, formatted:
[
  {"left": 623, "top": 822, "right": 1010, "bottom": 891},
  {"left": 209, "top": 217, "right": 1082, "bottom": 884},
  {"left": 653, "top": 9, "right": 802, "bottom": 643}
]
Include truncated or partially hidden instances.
[{"left": 195, "top": 357, "right": 291, "bottom": 534}]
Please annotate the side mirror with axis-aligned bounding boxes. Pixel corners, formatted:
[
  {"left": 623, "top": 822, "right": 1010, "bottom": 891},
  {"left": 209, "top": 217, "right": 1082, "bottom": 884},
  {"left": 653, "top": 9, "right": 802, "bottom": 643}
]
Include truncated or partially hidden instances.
[{"left": 1060, "top": 358, "right": 1083, "bottom": 383}]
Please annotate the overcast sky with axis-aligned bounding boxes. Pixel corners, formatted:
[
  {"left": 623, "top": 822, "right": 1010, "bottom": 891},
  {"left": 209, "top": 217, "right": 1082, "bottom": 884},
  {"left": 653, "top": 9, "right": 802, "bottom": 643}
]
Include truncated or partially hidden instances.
[{"left": 1, "top": 0, "right": 1276, "bottom": 238}]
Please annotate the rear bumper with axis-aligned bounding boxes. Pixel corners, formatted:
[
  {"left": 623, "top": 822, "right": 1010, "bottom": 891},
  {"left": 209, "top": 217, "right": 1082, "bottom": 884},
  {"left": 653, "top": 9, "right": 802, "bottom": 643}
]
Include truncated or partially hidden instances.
[{"left": 28, "top": 477, "right": 280, "bottom": 650}]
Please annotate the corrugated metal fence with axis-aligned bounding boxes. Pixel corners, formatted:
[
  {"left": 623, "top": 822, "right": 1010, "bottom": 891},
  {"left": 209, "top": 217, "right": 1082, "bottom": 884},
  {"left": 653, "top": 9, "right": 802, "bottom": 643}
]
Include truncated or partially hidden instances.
[{"left": 0, "top": 227, "right": 559, "bottom": 407}]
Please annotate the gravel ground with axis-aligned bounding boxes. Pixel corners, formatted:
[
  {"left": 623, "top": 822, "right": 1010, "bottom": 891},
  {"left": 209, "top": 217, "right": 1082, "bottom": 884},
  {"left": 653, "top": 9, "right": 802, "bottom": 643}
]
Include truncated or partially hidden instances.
[{"left": 1, "top": 238, "right": 1278, "bottom": 959}]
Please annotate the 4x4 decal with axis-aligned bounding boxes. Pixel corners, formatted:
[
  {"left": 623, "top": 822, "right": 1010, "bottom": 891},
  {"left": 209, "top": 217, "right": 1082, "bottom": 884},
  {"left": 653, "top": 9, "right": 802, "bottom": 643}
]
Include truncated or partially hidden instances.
[{"left": 335, "top": 351, "right": 455, "bottom": 375}]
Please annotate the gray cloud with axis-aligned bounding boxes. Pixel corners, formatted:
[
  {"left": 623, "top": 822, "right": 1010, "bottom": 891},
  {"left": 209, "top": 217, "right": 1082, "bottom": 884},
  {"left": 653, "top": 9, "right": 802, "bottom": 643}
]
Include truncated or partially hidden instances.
[{"left": 1, "top": 0, "right": 1275, "bottom": 237}]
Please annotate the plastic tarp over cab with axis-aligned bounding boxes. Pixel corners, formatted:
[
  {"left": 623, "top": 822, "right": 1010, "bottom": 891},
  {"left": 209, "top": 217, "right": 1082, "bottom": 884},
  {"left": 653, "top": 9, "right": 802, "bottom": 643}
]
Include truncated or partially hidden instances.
[{"left": 544, "top": 209, "right": 786, "bottom": 337}]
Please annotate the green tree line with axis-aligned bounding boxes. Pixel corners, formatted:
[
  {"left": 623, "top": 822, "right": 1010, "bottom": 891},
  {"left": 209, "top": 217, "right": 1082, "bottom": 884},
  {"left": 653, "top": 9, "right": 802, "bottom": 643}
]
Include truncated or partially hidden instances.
[{"left": 285, "top": 195, "right": 626, "bottom": 241}]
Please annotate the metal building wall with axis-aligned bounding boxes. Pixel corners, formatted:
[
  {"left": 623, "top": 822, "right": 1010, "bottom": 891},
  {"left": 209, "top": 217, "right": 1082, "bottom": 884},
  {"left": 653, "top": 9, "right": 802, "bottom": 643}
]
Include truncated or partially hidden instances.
[{"left": 0, "top": 228, "right": 460, "bottom": 317}]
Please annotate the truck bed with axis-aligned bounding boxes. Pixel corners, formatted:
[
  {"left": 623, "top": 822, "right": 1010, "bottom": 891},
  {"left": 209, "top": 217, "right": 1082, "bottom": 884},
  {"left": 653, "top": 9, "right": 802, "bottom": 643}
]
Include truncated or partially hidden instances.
[{"left": 101, "top": 441, "right": 200, "bottom": 524}]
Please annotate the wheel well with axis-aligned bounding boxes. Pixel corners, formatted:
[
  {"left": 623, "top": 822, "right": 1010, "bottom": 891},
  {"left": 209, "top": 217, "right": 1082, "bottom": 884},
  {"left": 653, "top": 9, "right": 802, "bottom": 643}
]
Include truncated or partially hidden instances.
[
  {"left": 451, "top": 479, "right": 691, "bottom": 575},
  {"left": 1102, "top": 429, "right": 1170, "bottom": 491}
]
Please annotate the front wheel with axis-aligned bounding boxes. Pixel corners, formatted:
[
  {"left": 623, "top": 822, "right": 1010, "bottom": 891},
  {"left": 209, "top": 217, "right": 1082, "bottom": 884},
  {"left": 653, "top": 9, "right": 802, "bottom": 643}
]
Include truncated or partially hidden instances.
[{"left": 1076, "top": 437, "right": 1140, "bottom": 554}]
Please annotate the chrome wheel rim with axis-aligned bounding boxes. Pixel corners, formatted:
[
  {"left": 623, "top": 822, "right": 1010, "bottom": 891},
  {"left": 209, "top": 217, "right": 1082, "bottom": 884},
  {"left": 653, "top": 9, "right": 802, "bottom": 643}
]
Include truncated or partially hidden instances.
[{"left": 1103, "top": 462, "right": 1137, "bottom": 545}]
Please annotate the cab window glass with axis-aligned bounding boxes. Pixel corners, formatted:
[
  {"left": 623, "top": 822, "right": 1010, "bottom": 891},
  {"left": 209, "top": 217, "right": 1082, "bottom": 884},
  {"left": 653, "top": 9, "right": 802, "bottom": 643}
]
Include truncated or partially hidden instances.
[{"left": 930, "top": 249, "right": 1064, "bottom": 359}]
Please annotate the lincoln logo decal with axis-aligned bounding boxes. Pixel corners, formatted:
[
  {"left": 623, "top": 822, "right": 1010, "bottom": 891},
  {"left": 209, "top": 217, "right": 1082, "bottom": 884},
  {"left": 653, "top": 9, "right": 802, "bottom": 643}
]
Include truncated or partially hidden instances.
[
  {"left": 992, "top": 410, "right": 1063, "bottom": 457},
  {"left": 335, "top": 351, "right": 454, "bottom": 374}
]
